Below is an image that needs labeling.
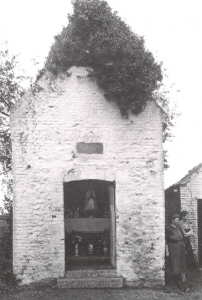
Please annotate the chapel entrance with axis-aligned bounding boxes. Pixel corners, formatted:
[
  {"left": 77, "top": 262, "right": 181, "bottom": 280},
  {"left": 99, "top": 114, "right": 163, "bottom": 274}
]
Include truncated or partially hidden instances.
[
  {"left": 198, "top": 199, "right": 202, "bottom": 265},
  {"left": 64, "top": 180, "right": 116, "bottom": 270}
]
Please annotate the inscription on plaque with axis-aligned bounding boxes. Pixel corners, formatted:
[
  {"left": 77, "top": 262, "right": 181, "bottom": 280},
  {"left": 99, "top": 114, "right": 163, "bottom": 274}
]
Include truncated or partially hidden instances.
[{"left": 76, "top": 142, "right": 103, "bottom": 154}]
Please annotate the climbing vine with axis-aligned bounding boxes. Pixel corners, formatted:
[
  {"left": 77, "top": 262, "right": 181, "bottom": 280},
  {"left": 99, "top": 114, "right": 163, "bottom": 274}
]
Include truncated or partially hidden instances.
[{"left": 45, "top": 0, "right": 163, "bottom": 116}]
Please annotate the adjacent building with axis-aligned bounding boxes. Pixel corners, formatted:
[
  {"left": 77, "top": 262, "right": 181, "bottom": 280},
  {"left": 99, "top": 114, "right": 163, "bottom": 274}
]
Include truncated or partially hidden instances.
[{"left": 165, "top": 163, "right": 202, "bottom": 265}]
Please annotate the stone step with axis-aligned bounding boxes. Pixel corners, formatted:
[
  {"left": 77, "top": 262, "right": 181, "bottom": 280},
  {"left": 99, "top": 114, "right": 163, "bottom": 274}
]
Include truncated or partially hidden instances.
[
  {"left": 65, "top": 269, "right": 118, "bottom": 279},
  {"left": 57, "top": 277, "right": 123, "bottom": 289}
]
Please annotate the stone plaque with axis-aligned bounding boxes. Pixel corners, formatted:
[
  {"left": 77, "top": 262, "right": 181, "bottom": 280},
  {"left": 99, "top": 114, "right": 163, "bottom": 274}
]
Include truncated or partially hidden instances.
[{"left": 77, "top": 142, "right": 103, "bottom": 154}]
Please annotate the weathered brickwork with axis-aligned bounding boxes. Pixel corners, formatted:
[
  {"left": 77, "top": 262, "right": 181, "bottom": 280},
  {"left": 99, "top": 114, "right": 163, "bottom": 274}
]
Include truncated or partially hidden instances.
[{"left": 11, "top": 67, "right": 165, "bottom": 285}]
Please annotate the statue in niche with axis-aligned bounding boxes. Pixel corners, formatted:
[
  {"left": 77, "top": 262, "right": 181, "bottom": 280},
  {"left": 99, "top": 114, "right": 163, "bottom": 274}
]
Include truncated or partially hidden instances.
[{"left": 83, "top": 186, "right": 98, "bottom": 218}]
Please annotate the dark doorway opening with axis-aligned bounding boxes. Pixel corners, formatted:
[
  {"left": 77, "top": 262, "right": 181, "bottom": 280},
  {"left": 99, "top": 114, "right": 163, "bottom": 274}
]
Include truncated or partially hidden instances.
[
  {"left": 198, "top": 199, "right": 202, "bottom": 265},
  {"left": 64, "top": 180, "right": 116, "bottom": 270}
]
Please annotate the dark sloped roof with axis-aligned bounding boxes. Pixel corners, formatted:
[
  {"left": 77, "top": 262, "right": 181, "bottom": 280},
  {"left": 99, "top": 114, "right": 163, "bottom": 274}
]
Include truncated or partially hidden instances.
[{"left": 172, "top": 162, "right": 202, "bottom": 187}]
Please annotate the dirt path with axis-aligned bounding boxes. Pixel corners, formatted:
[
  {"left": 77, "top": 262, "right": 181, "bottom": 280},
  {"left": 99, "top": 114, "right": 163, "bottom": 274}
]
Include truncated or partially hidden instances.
[
  {"left": 0, "top": 269, "right": 201, "bottom": 300},
  {"left": 0, "top": 287, "right": 201, "bottom": 300}
]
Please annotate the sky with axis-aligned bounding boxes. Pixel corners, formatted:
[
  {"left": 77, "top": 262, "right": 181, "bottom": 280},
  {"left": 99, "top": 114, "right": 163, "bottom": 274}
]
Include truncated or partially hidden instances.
[{"left": 0, "top": 0, "right": 202, "bottom": 206}]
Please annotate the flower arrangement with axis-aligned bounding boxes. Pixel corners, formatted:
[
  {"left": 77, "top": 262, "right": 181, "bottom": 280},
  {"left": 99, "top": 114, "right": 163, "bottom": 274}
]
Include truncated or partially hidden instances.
[
  {"left": 66, "top": 207, "right": 80, "bottom": 218},
  {"left": 71, "top": 234, "right": 82, "bottom": 245},
  {"left": 99, "top": 236, "right": 108, "bottom": 247},
  {"left": 103, "top": 206, "right": 109, "bottom": 218},
  {"left": 66, "top": 209, "right": 73, "bottom": 218}
]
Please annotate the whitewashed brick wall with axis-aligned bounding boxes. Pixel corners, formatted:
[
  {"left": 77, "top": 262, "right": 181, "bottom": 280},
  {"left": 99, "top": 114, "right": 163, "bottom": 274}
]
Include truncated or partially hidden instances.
[{"left": 11, "top": 66, "right": 165, "bottom": 286}]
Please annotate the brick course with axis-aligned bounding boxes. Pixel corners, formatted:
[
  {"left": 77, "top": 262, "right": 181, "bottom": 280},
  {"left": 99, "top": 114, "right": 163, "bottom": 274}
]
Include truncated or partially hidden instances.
[{"left": 11, "top": 66, "right": 165, "bottom": 285}]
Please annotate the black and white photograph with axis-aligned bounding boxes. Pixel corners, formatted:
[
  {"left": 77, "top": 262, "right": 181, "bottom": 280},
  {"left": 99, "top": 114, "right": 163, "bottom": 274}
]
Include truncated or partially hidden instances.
[{"left": 0, "top": 0, "right": 202, "bottom": 299}]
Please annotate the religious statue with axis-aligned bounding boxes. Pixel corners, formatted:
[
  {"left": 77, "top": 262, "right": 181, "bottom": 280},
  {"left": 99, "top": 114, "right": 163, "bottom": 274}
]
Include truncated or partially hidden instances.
[{"left": 83, "top": 186, "right": 98, "bottom": 218}]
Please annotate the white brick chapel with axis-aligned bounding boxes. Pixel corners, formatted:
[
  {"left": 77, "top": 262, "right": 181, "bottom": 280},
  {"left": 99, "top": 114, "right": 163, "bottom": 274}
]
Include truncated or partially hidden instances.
[{"left": 11, "top": 66, "right": 165, "bottom": 286}]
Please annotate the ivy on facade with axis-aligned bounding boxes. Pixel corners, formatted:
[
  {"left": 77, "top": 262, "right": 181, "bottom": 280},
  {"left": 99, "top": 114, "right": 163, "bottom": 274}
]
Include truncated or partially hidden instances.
[{"left": 45, "top": 0, "right": 163, "bottom": 116}]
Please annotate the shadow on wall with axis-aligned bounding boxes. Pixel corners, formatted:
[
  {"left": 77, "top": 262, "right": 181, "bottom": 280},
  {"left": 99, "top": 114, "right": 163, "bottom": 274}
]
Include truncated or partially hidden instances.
[
  {"left": 0, "top": 214, "right": 13, "bottom": 283},
  {"left": 165, "top": 185, "right": 181, "bottom": 227}
]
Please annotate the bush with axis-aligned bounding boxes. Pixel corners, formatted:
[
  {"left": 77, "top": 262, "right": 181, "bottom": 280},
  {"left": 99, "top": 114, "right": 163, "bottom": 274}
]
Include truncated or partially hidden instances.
[{"left": 45, "top": 0, "right": 163, "bottom": 116}]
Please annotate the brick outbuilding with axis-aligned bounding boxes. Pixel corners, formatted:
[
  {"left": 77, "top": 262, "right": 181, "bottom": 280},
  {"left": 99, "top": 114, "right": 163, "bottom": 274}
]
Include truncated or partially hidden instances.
[
  {"left": 165, "top": 163, "right": 202, "bottom": 265},
  {"left": 11, "top": 66, "right": 165, "bottom": 286}
]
